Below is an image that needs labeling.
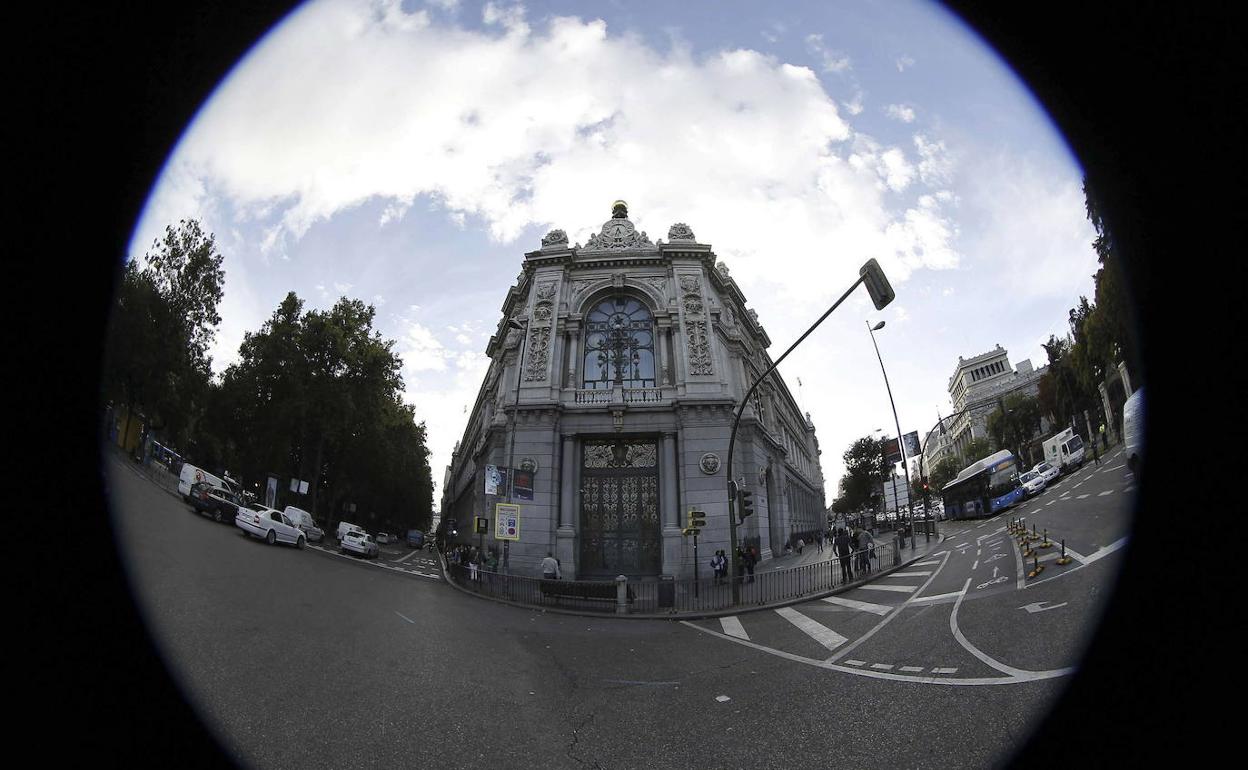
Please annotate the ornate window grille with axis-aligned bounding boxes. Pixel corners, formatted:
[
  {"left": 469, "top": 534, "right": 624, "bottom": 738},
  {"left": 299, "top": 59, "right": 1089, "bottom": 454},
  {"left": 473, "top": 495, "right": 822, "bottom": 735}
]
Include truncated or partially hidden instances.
[{"left": 582, "top": 296, "right": 656, "bottom": 390}]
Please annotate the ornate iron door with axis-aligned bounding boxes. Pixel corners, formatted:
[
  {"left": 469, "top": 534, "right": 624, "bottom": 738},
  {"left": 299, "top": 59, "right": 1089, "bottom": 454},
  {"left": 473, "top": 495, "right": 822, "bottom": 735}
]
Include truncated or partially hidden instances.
[{"left": 580, "top": 439, "right": 661, "bottom": 577}]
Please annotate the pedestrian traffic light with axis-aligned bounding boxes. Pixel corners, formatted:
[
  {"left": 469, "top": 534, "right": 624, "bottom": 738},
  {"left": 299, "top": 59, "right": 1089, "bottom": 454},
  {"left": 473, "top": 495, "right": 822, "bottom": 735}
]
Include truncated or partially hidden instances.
[
  {"left": 474, "top": 516, "right": 488, "bottom": 534},
  {"left": 738, "top": 489, "right": 754, "bottom": 521},
  {"left": 687, "top": 509, "right": 706, "bottom": 530}
]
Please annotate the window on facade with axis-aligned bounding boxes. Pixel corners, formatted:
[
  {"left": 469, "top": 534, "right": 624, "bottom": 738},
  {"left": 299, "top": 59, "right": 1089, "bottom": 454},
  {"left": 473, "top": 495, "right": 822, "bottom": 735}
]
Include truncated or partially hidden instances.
[{"left": 582, "top": 296, "right": 656, "bottom": 389}]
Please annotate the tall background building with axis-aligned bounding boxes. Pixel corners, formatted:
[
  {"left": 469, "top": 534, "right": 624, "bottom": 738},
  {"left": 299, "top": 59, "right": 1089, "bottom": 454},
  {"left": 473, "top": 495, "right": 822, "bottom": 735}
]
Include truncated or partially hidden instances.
[{"left": 441, "top": 202, "right": 825, "bottom": 579}]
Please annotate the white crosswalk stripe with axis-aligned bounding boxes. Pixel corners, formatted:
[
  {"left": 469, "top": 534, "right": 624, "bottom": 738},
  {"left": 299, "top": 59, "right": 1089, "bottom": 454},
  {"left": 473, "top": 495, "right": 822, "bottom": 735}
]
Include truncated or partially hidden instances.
[
  {"left": 859, "top": 583, "right": 917, "bottom": 593},
  {"left": 775, "top": 607, "right": 848, "bottom": 652},
  {"left": 720, "top": 616, "right": 748, "bottom": 640},
  {"left": 821, "top": 596, "right": 892, "bottom": 615}
]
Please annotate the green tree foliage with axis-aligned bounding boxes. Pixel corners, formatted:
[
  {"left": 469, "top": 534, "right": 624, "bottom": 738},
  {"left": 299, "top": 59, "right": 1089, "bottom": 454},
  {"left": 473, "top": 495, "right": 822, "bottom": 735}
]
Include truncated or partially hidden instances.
[
  {"left": 962, "top": 437, "right": 993, "bottom": 465},
  {"left": 927, "top": 456, "right": 960, "bottom": 492},
  {"left": 208, "top": 293, "right": 433, "bottom": 533},
  {"left": 834, "top": 436, "right": 892, "bottom": 513},
  {"left": 986, "top": 393, "right": 1044, "bottom": 466},
  {"left": 102, "top": 220, "right": 225, "bottom": 450}
]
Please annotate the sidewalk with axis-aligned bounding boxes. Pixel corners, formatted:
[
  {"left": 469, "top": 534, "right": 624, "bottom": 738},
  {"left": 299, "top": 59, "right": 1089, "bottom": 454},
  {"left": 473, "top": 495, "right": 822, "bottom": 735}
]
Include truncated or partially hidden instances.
[{"left": 754, "top": 527, "right": 944, "bottom": 576}]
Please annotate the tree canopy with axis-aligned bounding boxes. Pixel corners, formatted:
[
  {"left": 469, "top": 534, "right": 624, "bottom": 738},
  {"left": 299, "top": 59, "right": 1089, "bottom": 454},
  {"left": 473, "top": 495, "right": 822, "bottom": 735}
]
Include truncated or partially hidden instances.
[{"left": 832, "top": 435, "right": 892, "bottom": 513}]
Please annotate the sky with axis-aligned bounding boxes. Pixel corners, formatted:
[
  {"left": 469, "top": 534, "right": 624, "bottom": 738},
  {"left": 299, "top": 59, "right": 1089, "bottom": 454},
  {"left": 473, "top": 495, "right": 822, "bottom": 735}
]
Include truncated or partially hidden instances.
[{"left": 128, "top": 0, "right": 1099, "bottom": 508}]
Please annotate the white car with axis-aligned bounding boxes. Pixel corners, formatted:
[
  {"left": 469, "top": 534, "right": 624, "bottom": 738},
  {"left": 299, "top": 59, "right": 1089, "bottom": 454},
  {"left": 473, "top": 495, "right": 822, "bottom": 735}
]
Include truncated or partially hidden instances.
[
  {"left": 236, "top": 506, "right": 306, "bottom": 548},
  {"left": 1033, "top": 462, "right": 1060, "bottom": 485},
  {"left": 1018, "top": 470, "right": 1046, "bottom": 497},
  {"left": 376, "top": 532, "right": 392, "bottom": 545},
  {"left": 341, "top": 531, "right": 378, "bottom": 558}
]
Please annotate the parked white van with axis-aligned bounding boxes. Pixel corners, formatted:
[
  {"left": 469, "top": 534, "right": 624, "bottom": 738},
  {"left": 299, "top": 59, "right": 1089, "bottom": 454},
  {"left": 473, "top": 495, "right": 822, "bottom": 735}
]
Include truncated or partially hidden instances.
[
  {"left": 1122, "top": 387, "right": 1144, "bottom": 475},
  {"left": 178, "top": 463, "right": 235, "bottom": 502},
  {"left": 284, "top": 506, "right": 324, "bottom": 542},
  {"left": 336, "top": 521, "right": 365, "bottom": 541}
]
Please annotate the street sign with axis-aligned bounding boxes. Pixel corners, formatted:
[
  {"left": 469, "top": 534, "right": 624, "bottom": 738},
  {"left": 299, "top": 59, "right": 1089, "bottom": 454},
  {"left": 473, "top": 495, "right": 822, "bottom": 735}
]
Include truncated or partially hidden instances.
[{"left": 494, "top": 503, "right": 520, "bottom": 541}]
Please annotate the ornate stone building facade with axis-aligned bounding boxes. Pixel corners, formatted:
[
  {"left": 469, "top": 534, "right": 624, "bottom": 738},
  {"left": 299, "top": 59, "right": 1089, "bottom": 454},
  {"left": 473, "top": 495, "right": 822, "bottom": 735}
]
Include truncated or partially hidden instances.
[
  {"left": 923, "top": 345, "right": 1050, "bottom": 473},
  {"left": 441, "top": 202, "right": 826, "bottom": 579}
]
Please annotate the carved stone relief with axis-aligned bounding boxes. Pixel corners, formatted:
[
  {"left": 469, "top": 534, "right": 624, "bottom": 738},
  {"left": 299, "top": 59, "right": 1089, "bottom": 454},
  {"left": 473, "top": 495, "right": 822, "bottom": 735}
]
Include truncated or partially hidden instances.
[
  {"left": 524, "top": 326, "right": 552, "bottom": 381},
  {"left": 678, "top": 273, "right": 713, "bottom": 376},
  {"left": 668, "top": 223, "right": 696, "bottom": 242},
  {"left": 541, "top": 229, "right": 568, "bottom": 248}
]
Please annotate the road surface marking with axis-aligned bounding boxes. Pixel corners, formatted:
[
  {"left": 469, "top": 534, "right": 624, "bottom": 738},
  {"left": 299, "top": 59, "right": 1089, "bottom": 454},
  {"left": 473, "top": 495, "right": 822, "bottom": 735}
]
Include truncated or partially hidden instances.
[
  {"left": 888, "top": 571, "right": 932, "bottom": 577},
  {"left": 716, "top": 695, "right": 731, "bottom": 703},
  {"left": 951, "top": 577, "right": 1076, "bottom": 680},
  {"left": 1083, "top": 536, "right": 1128, "bottom": 564},
  {"left": 1123, "top": 486, "right": 1135, "bottom": 493},
  {"left": 1098, "top": 490, "right": 1113, "bottom": 496},
  {"left": 869, "top": 663, "right": 894, "bottom": 670},
  {"left": 394, "top": 611, "right": 416, "bottom": 624},
  {"left": 1076, "top": 494, "right": 1090, "bottom": 499},
  {"left": 394, "top": 550, "right": 421, "bottom": 563},
  {"left": 775, "top": 607, "right": 848, "bottom": 652},
  {"left": 1046, "top": 500, "right": 1057, "bottom": 505},
  {"left": 911, "top": 591, "right": 962, "bottom": 604},
  {"left": 914, "top": 560, "right": 942, "bottom": 566},
  {"left": 860, "top": 583, "right": 917, "bottom": 593},
  {"left": 821, "top": 596, "right": 892, "bottom": 615},
  {"left": 955, "top": 542, "right": 971, "bottom": 549},
  {"left": 1020, "top": 601, "right": 1067, "bottom": 613},
  {"left": 899, "top": 666, "right": 924, "bottom": 673},
  {"left": 720, "top": 616, "right": 749, "bottom": 640},
  {"left": 931, "top": 668, "right": 959, "bottom": 674},
  {"left": 844, "top": 660, "right": 866, "bottom": 667}
]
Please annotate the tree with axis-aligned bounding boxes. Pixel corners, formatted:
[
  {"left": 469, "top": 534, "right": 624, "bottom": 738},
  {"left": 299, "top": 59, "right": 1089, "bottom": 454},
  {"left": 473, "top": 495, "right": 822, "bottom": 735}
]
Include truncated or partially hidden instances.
[
  {"left": 928, "top": 456, "right": 960, "bottom": 492},
  {"left": 963, "top": 437, "right": 993, "bottom": 465},
  {"left": 102, "top": 219, "right": 226, "bottom": 452},
  {"left": 986, "top": 393, "right": 1044, "bottom": 466},
  {"left": 836, "top": 436, "right": 892, "bottom": 513}
]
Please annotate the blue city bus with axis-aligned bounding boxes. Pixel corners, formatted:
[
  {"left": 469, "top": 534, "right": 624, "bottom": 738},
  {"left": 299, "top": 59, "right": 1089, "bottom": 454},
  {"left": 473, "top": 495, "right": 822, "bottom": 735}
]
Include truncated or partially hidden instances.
[{"left": 941, "top": 450, "right": 1025, "bottom": 520}]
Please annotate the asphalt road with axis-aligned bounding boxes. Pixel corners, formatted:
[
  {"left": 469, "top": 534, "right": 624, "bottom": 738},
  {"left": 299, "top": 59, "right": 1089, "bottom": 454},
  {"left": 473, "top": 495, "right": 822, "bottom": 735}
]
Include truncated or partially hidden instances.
[{"left": 106, "top": 447, "right": 1138, "bottom": 769}]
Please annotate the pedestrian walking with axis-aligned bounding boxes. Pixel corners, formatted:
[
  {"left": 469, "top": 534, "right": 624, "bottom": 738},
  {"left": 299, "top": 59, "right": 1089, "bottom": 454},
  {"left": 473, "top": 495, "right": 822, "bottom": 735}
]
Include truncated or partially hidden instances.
[
  {"left": 745, "top": 546, "right": 758, "bottom": 583},
  {"left": 1092, "top": 437, "right": 1101, "bottom": 466},
  {"left": 796, "top": 537, "right": 805, "bottom": 556},
  {"left": 834, "top": 527, "right": 853, "bottom": 583},
  {"left": 711, "top": 550, "right": 727, "bottom": 585},
  {"left": 735, "top": 546, "right": 747, "bottom": 583},
  {"left": 816, "top": 531, "right": 824, "bottom": 553},
  {"left": 540, "top": 551, "right": 561, "bottom": 580}
]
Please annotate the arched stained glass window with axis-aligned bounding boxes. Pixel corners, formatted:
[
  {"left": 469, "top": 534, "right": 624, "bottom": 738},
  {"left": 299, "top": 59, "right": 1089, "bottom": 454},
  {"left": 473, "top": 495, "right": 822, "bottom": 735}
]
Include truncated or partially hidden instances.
[{"left": 582, "top": 296, "right": 656, "bottom": 389}]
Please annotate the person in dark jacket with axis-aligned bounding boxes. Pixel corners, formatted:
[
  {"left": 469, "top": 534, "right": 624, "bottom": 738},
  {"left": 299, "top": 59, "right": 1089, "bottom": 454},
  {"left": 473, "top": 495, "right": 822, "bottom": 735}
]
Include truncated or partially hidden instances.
[{"left": 834, "top": 527, "right": 854, "bottom": 582}]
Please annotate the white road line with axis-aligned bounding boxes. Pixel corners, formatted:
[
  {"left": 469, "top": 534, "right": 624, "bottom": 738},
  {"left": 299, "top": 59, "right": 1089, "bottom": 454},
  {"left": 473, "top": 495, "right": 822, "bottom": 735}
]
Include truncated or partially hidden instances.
[
  {"left": 394, "top": 550, "right": 421, "bottom": 563},
  {"left": 1098, "top": 490, "right": 1113, "bottom": 497},
  {"left": 972, "top": 560, "right": 979, "bottom": 570},
  {"left": 1123, "top": 486, "right": 1135, "bottom": 493},
  {"left": 1076, "top": 494, "right": 1090, "bottom": 499},
  {"left": 955, "top": 542, "right": 971, "bottom": 549},
  {"left": 899, "top": 666, "right": 924, "bottom": 673},
  {"left": 775, "top": 607, "right": 848, "bottom": 652},
  {"left": 821, "top": 596, "right": 892, "bottom": 615},
  {"left": 913, "top": 560, "right": 942, "bottom": 566},
  {"left": 870, "top": 663, "right": 894, "bottom": 670},
  {"left": 911, "top": 591, "right": 963, "bottom": 604},
  {"left": 720, "top": 616, "right": 749, "bottom": 640},
  {"left": 887, "top": 571, "right": 933, "bottom": 577},
  {"left": 1083, "top": 536, "right": 1128, "bottom": 564},
  {"left": 860, "top": 583, "right": 917, "bottom": 593},
  {"left": 395, "top": 611, "right": 416, "bottom": 624},
  {"left": 844, "top": 660, "right": 866, "bottom": 667},
  {"left": 930, "top": 668, "right": 959, "bottom": 674},
  {"left": 950, "top": 577, "right": 1075, "bottom": 681},
  {"left": 1046, "top": 500, "right": 1057, "bottom": 505}
]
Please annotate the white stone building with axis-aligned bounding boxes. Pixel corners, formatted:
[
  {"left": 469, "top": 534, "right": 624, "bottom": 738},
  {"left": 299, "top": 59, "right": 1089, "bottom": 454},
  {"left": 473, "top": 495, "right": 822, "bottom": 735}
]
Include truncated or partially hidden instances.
[
  {"left": 440, "top": 202, "right": 826, "bottom": 580},
  {"left": 921, "top": 345, "right": 1050, "bottom": 474}
]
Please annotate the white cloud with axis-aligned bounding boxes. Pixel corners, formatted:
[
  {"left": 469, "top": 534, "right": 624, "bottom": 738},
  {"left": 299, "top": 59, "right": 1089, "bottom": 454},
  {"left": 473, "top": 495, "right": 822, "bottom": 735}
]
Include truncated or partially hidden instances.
[
  {"left": 896, "top": 55, "right": 915, "bottom": 72},
  {"left": 804, "top": 33, "right": 851, "bottom": 73},
  {"left": 761, "top": 21, "right": 785, "bottom": 44},
  {"left": 886, "top": 103, "right": 916, "bottom": 123},
  {"left": 842, "top": 92, "right": 864, "bottom": 115}
]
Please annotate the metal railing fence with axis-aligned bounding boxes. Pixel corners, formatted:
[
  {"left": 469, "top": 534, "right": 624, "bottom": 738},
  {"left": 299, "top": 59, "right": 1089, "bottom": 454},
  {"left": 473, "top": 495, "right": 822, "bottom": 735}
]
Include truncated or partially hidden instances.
[{"left": 444, "top": 539, "right": 903, "bottom": 616}]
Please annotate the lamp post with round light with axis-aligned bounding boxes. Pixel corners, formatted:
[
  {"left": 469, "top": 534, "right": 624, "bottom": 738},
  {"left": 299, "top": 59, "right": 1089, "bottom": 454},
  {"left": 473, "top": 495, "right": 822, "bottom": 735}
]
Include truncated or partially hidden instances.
[{"left": 866, "top": 320, "right": 916, "bottom": 539}]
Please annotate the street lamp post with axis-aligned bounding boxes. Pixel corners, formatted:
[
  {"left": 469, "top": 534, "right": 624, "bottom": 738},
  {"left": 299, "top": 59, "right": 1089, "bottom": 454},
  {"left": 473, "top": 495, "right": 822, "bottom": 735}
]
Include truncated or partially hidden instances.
[
  {"left": 725, "top": 259, "right": 895, "bottom": 603},
  {"left": 866, "top": 321, "right": 916, "bottom": 539},
  {"left": 503, "top": 318, "right": 528, "bottom": 575}
]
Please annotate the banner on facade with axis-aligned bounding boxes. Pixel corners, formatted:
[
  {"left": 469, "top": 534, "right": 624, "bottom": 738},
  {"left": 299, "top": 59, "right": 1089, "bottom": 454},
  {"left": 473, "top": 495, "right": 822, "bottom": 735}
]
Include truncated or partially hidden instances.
[
  {"left": 485, "top": 465, "right": 502, "bottom": 495},
  {"left": 265, "top": 475, "right": 278, "bottom": 508},
  {"left": 882, "top": 437, "right": 902, "bottom": 463},
  {"left": 513, "top": 469, "right": 534, "bottom": 501},
  {"left": 495, "top": 503, "right": 520, "bottom": 540},
  {"left": 902, "top": 431, "right": 921, "bottom": 459}
]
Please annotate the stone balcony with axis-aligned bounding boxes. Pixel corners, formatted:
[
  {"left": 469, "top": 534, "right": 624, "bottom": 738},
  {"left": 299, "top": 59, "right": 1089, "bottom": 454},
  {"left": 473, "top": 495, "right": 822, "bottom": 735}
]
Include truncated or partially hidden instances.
[{"left": 570, "top": 386, "right": 668, "bottom": 407}]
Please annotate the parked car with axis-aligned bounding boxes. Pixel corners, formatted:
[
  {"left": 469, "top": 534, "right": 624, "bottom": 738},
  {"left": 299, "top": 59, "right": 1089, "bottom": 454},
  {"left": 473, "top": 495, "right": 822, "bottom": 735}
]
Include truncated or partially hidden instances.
[
  {"left": 337, "top": 521, "right": 365, "bottom": 541},
  {"left": 189, "top": 481, "right": 244, "bottom": 524},
  {"left": 340, "top": 530, "right": 378, "bottom": 558},
  {"left": 406, "top": 529, "right": 425, "bottom": 548},
  {"left": 283, "top": 506, "right": 324, "bottom": 543},
  {"left": 178, "top": 463, "right": 237, "bottom": 503},
  {"left": 1033, "top": 462, "right": 1061, "bottom": 485},
  {"left": 236, "top": 506, "right": 306, "bottom": 548},
  {"left": 1018, "top": 470, "right": 1046, "bottom": 498},
  {"left": 376, "top": 532, "right": 392, "bottom": 544}
]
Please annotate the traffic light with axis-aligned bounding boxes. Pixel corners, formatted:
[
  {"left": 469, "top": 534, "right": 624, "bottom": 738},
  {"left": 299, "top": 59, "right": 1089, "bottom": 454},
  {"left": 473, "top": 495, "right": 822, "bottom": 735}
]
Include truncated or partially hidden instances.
[
  {"left": 474, "top": 516, "right": 488, "bottom": 534},
  {"left": 738, "top": 489, "right": 754, "bottom": 521},
  {"left": 687, "top": 508, "right": 706, "bottom": 531}
]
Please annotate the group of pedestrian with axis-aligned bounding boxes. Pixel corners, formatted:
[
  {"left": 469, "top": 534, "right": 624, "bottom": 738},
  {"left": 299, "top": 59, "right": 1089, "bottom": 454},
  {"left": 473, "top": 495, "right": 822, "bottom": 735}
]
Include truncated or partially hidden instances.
[
  {"left": 830, "top": 526, "right": 875, "bottom": 583},
  {"left": 448, "top": 544, "right": 499, "bottom": 581},
  {"left": 735, "top": 545, "right": 758, "bottom": 583}
]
